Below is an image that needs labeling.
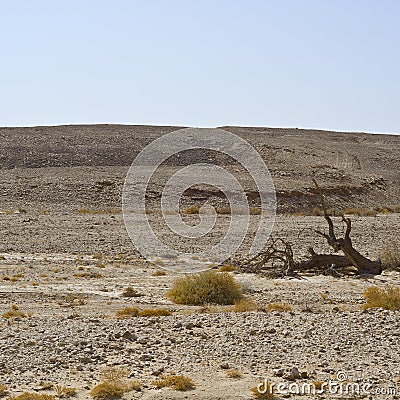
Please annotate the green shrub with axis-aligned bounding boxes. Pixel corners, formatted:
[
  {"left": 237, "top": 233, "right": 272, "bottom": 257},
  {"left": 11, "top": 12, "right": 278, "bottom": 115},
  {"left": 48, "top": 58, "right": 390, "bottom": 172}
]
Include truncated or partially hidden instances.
[{"left": 166, "top": 270, "right": 242, "bottom": 305}]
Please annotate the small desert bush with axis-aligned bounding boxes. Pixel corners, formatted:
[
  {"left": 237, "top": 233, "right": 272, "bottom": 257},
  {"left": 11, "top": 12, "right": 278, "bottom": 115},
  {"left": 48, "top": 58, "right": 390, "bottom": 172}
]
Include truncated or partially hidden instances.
[
  {"left": 219, "top": 265, "right": 236, "bottom": 272},
  {"left": 2, "top": 305, "right": 27, "bottom": 319},
  {"left": 0, "top": 384, "right": 7, "bottom": 397},
  {"left": 91, "top": 367, "right": 141, "bottom": 399},
  {"left": 183, "top": 205, "right": 200, "bottom": 214},
  {"left": 101, "top": 367, "right": 128, "bottom": 382},
  {"left": 363, "top": 285, "right": 400, "bottom": 310},
  {"left": 312, "top": 380, "right": 326, "bottom": 390},
  {"left": 73, "top": 272, "right": 102, "bottom": 279},
  {"left": 116, "top": 307, "right": 139, "bottom": 318},
  {"left": 54, "top": 386, "right": 77, "bottom": 398},
  {"left": 10, "top": 394, "right": 55, "bottom": 400},
  {"left": 265, "top": 302, "right": 292, "bottom": 313},
  {"left": 138, "top": 308, "right": 172, "bottom": 317},
  {"left": 152, "top": 269, "right": 166, "bottom": 276},
  {"left": 152, "top": 375, "right": 195, "bottom": 391},
  {"left": 344, "top": 207, "right": 377, "bottom": 217},
  {"left": 166, "top": 270, "right": 243, "bottom": 305},
  {"left": 380, "top": 241, "right": 400, "bottom": 270},
  {"left": 233, "top": 298, "right": 258, "bottom": 312},
  {"left": 90, "top": 382, "right": 125, "bottom": 399},
  {"left": 226, "top": 369, "right": 243, "bottom": 379}
]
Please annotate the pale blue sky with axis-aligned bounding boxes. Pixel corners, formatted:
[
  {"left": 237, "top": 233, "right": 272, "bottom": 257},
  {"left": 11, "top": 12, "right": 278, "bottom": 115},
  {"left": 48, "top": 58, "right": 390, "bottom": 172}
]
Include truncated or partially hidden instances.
[{"left": 1, "top": 0, "right": 399, "bottom": 133}]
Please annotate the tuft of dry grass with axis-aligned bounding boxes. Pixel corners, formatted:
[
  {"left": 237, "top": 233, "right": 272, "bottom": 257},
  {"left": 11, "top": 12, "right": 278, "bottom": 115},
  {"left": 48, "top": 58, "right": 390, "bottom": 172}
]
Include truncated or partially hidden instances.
[
  {"left": 101, "top": 367, "right": 128, "bottom": 382},
  {"left": 9, "top": 394, "right": 56, "bottom": 400},
  {"left": 225, "top": 369, "right": 243, "bottom": 379},
  {"left": 343, "top": 207, "right": 377, "bottom": 217},
  {"left": 265, "top": 302, "right": 292, "bottom": 313},
  {"left": 90, "top": 382, "right": 125, "bottom": 399},
  {"left": 138, "top": 308, "right": 172, "bottom": 317},
  {"left": 183, "top": 205, "right": 200, "bottom": 214},
  {"left": 2, "top": 304, "right": 27, "bottom": 319},
  {"left": 90, "top": 367, "right": 141, "bottom": 399},
  {"left": 152, "top": 269, "right": 166, "bottom": 276},
  {"left": 116, "top": 307, "right": 139, "bottom": 318},
  {"left": 54, "top": 386, "right": 77, "bottom": 398},
  {"left": 73, "top": 272, "right": 102, "bottom": 279},
  {"left": 152, "top": 375, "right": 195, "bottom": 391},
  {"left": 380, "top": 241, "right": 400, "bottom": 271},
  {"left": 233, "top": 298, "right": 258, "bottom": 312},
  {"left": 0, "top": 384, "right": 7, "bottom": 397},
  {"left": 312, "top": 380, "right": 326, "bottom": 390},
  {"left": 219, "top": 265, "right": 236, "bottom": 272},
  {"left": 363, "top": 285, "right": 400, "bottom": 310},
  {"left": 166, "top": 270, "right": 243, "bottom": 305}
]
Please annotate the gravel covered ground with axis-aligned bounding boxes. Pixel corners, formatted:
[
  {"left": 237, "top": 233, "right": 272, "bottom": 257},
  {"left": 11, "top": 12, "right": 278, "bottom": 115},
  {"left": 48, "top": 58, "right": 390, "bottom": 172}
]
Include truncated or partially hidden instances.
[{"left": 1, "top": 212, "right": 400, "bottom": 399}]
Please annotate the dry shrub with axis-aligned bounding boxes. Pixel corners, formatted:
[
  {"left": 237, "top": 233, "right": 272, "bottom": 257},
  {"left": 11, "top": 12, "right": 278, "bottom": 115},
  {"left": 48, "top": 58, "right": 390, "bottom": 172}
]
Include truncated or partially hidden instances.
[
  {"left": 265, "top": 302, "right": 292, "bottom": 313},
  {"left": 90, "top": 382, "right": 125, "bottom": 399},
  {"left": 219, "top": 265, "right": 236, "bottom": 272},
  {"left": 166, "top": 270, "right": 242, "bottom": 305},
  {"left": 183, "top": 205, "right": 200, "bottom": 214},
  {"left": 121, "top": 286, "right": 143, "bottom": 297},
  {"left": 380, "top": 241, "right": 400, "bottom": 270},
  {"left": 10, "top": 394, "right": 55, "bottom": 400},
  {"left": 344, "top": 208, "right": 377, "bottom": 217},
  {"left": 54, "top": 386, "right": 77, "bottom": 398},
  {"left": 125, "top": 381, "right": 142, "bottom": 392},
  {"left": 233, "top": 298, "right": 258, "bottom": 312},
  {"left": 152, "top": 270, "right": 167, "bottom": 276},
  {"left": 2, "top": 305, "right": 27, "bottom": 319},
  {"left": 225, "top": 369, "right": 243, "bottom": 379},
  {"left": 91, "top": 367, "right": 141, "bottom": 399},
  {"left": 101, "top": 367, "right": 128, "bottom": 382},
  {"left": 0, "top": 384, "right": 7, "bottom": 397},
  {"left": 73, "top": 272, "right": 102, "bottom": 279},
  {"left": 312, "top": 380, "right": 326, "bottom": 390},
  {"left": 116, "top": 307, "right": 139, "bottom": 318},
  {"left": 138, "top": 308, "right": 172, "bottom": 317},
  {"left": 363, "top": 285, "right": 400, "bottom": 310},
  {"left": 152, "top": 375, "right": 195, "bottom": 391}
]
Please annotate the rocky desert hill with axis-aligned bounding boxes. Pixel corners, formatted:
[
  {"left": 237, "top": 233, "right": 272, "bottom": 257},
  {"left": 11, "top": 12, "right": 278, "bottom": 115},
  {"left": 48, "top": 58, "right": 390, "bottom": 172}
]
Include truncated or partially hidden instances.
[{"left": 0, "top": 124, "right": 399, "bottom": 213}]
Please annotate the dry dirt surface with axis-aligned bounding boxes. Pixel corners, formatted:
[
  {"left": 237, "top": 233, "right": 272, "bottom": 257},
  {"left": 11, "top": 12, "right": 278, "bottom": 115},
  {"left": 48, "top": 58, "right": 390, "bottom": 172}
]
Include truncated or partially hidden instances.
[{"left": 0, "top": 124, "right": 399, "bottom": 399}]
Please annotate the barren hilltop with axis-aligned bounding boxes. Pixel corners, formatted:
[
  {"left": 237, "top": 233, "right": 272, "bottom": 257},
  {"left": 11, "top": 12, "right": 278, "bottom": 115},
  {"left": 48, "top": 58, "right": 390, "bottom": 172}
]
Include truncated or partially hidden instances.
[{"left": 0, "top": 124, "right": 399, "bottom": 214}]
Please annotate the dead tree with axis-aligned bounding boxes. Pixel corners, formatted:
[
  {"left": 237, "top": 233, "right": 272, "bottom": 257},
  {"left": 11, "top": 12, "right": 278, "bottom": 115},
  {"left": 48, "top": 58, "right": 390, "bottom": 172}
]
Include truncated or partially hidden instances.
[
  {"left": 244, "top": 237, "right": 298, "bottom": 277},
  {"left": 311, "top": 178, "right": 382, "bottom": 275}
]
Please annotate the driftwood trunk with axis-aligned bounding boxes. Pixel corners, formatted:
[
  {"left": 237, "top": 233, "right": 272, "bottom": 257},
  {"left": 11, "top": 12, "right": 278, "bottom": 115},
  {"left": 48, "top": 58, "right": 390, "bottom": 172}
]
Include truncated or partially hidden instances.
[{"left": 312, "top": 179, "right": 382, "bottom": 275}]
